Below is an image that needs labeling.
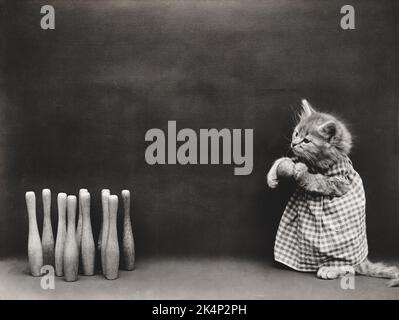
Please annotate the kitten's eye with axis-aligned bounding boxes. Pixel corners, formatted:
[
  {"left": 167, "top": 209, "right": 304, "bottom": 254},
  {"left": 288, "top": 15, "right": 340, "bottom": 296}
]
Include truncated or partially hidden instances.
[
  {"left": 303, "top": 138, "right": 310, "bottom": 144},
  {"left": 294, "top": 132, "right": 298, "bottom": 137}
]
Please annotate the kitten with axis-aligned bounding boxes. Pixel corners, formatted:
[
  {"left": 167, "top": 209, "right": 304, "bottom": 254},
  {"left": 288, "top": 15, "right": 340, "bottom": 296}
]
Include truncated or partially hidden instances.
[{"left": 267, "top": 99, "right": 399, "bottom": 286}]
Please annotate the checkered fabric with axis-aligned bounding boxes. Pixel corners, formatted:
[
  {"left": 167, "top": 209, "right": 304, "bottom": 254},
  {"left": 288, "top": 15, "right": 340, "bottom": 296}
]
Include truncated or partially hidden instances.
[{"left": 274, "top": 156, "right": 368, "bottom": 272}]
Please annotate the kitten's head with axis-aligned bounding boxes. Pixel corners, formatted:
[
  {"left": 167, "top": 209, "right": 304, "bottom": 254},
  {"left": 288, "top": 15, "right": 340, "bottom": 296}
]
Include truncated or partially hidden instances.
[{"left": 291, "top": 99, "right": 352, "bottom": 170}]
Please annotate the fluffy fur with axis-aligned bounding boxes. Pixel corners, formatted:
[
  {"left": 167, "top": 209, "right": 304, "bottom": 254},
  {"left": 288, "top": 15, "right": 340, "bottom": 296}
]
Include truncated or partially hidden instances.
[
  {"left": 267, "top": 99, "right": 399, "bottom": 285},
  {"left": 292, "top": 100, "right": 352, "bottom": 171}
]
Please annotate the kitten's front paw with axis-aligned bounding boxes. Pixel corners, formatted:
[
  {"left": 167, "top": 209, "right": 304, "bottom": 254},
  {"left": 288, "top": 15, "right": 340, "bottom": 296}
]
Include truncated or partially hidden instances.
[
  {"left": 276, "top": 158, "right": 295, "bottom": 178},
  {"left": 267, "top": 169, "right": 279, "bottom": 189},
  {"left": 267, "top": 157, "right": 292, "bottom": 188},
  {"left": 293, "top": 162, "right": 308, "bottom": 180}
]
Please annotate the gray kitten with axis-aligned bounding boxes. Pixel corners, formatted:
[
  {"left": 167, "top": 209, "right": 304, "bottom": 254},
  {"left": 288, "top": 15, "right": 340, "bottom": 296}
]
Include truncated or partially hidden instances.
[{"left": 267, "top": 100, "right": 399, "bottom": 286}]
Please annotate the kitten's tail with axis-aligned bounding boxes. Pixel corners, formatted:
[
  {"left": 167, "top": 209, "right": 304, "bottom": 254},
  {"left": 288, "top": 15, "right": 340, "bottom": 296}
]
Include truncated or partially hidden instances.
[{"left": 355, "top": 258, "right": 399, "bottom": 287}]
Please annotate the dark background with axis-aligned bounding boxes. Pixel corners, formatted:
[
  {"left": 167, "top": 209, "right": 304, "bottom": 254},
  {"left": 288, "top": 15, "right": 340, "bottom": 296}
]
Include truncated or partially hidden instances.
[{"left": 0, "top": 0, "right": 398, "bottom": 260}]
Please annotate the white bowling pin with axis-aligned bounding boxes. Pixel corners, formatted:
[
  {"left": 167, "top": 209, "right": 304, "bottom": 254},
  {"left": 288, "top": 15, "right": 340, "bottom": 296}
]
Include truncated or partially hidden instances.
[
  {"left": 121, "top": 190, "right": 135, "bottom": 270},
  {"left": 76, "top": 188, "right": 88, "bottom": 251},
  {"left": 100, "top": 189, "right": 110, "bottom": 274},
  {"left": 42, "top": 189, "right": 55, "bottom": 266},
  {"left": 97, "top": 189, "right": 110, "bottom": 251},
  {"left": 104, "top": 195, "right": 119, "bottom": 280},
  {"left": 26, "top": 191, "right": 43, "bottom": 277},
  {"left": 64, "top": 195, "right": 79, "bottom": 282},
  {"left": 55, "top": 193, "right": 67, "bottom": 276},
  {"left": 81, "top": 192, "right": 95, "bottom": 275}
]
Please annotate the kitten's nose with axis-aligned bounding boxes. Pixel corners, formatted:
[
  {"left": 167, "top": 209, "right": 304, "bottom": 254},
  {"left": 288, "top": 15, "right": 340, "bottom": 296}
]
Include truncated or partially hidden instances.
[{"left": 291, "top": 138, "right": 301, "bottom": 148}]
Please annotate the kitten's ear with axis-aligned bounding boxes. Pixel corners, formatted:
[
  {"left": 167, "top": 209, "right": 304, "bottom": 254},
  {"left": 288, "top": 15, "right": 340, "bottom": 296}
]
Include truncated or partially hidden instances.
[
  {"left": 300, "top": 99, "right": 316, "bottom": 118},
  {"left": 318, "top": 120, "right": 337, "bottom": 139}
]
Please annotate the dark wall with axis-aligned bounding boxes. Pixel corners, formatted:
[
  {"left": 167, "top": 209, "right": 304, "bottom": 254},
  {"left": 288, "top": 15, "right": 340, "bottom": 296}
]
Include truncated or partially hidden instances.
[{"left": 1, "top": 0, "right": 398, "bottom": 259}]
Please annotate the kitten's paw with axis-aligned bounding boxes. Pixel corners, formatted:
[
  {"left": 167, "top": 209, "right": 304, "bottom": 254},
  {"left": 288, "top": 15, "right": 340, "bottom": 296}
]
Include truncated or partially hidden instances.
[
  {"left": 317, "top": 267, "right": 338, "bottom": 280},
  {"left": 294, "top": 162, "right": 308, "bottom": 180},
  {"left": 267, "top": 171, "right": 279, "bottom": 189},
  {"left": 317, "top": 266, "right": 354, "bottom": 280},
  {"left": 267, "top": 157, "right": 290, "bottom": 188},
  {"left": 276, "top": 158, "right": 295, "bottom": 178},
  {"left": 294, "top": 162, "right": 308, "bottom": 174}
]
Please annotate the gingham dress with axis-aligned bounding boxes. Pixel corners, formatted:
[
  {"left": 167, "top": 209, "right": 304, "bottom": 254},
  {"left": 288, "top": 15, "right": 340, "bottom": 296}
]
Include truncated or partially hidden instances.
[{"left": 274, "top": 156, "right": 368, "bottom": 272}]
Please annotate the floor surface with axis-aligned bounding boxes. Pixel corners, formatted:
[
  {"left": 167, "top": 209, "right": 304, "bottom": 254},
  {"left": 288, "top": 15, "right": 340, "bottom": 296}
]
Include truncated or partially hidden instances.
[{"left": 0, "top": 257, "right": 398, "bottom": 299}]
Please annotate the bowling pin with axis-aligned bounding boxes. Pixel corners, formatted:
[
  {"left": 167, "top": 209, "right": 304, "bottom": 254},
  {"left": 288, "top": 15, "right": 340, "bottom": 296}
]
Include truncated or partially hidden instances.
[
  {"left": 42, "top": 189, "right": 55, "bottom": 266},
  {"left": 76, "top": 188, "right": 88, "bottom": 251},
  {"left": 100, "top": 189, "right": 110, "bottom": 274},
  {"left": 121, "top": 190, "right": 135, "bottom": 270},
  {"left": 98, "top": 189, "right": 110, "bottom": 250},
  {"left": 26, "top": 191, "right": 43, "bottom": 277},
  {"left": 104, "top": 195, "right": 119, "bottom": 280},
  {"left": 55, "top": 193, "right": 67, "bottom": 276},
  {"left": 64, "top": 195, "right": 79, "bottom": 282},
  {"left": 81, "top": 192, "right": 95, "bottom": 275}
]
